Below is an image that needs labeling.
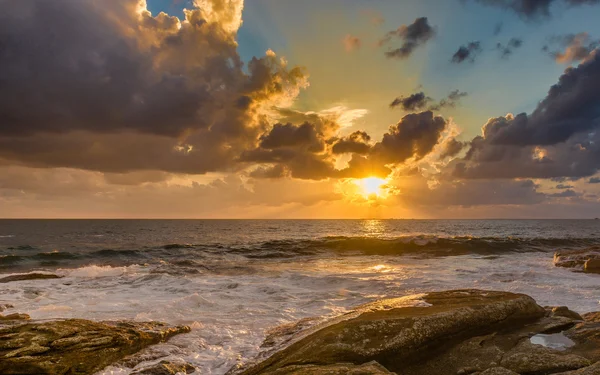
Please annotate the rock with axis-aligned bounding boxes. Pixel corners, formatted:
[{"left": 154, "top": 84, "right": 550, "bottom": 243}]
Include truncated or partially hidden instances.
[
  {"left": 0, "top": 319, "right": 191, "bottom": 375},
  {"left": 0, "top": 304, "right": 13, "bottom": 313},
  {"left": 236, "top": 290, "right": 546, "bottom": 375},
  {"left": 131, "top": 360, "right": 196, "bottom": 375},
  {"left": 500, "top": 340, "right": 590, "bottom": 373},
  {"left": 0, "top": 273, "right": 62, "bottom": 283},
  {"left": 555, "top": 361, "right": 600, "bottom": 374},
  {"left": 0, "top": 313, "right": 30, "bottom": 321},
  {"left": 551, "top": 306, "right": 585, "bottom": 321},
  {"left": 585, "top": 259, "right": 600, "bottom": 274},
  {"left": 554, "top": 248, "right": 600, "bottom": 271},
  {"left": 564, "top": 312, "right": 600, "bottom": 363},
  {"left": 473, "top": 368, "right": 519, "bottom": 375},
  {"left": 257, "top": 361, "right": 395, "bottom": 375}
]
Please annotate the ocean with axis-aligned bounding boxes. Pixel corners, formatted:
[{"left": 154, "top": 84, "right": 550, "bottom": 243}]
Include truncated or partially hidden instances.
[{"left": 1, "top": 219, "right": 600, "bottom": 374}]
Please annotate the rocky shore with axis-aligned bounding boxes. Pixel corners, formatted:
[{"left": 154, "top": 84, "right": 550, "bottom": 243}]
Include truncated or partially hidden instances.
[
  {"left": 231, "top": 290, "right": 600, "bottom": 375},
  {"left": 1, "top": 273, "right": 600, "bottom": 374}
]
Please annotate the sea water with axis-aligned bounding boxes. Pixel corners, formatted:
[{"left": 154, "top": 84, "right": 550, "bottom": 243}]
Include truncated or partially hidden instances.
[{"left": 1, "top": 219, "right": 599, "bottom": 374}]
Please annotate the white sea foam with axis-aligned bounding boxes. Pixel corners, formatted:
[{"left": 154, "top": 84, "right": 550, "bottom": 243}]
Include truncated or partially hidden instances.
[
  {"left": 1, "top": 252, "right": 599, "bottom": 374},
  {"left": 60, "top": 265, "right": 143, "bottom": 278}
]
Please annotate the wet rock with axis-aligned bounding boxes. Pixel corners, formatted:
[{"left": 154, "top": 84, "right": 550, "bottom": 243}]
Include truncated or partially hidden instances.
[
  {"left": 259, "top": 361, "right": 395, "bottom": 375},
  {"left": 0, "top": 313, "right": 30, "bottom": 321},
  {"left": 585, "top": 259, "right": 600, "bottom": 274},
  {"left": 473, "top": 368, "right": 519, "bottom": 375},
  {"left": 500, "top": 340, "right": 590, "bottom": 373},
  {"left": 564, "top": 312, "right": 600, "bottom": 362},
  {"left": 555, "top": 361, "right": 600, "bottom": 374},
  {"left": 551, "top": 306, "right": 585, "bottom": 321},
  {"left": 0, "top": 273, "right": 62, "bottom": 283},
  {"left": 236, "top": 290, "right": 545, "bottom": 375},
  {"left": 554, "top": 248, "right": 600, "bottom": 271},
  {"left": 0, "top": 319, "right": 191, "bottom": 375},
  {"left": 131, "top": 360, "right": 197, "bottom": 375}
]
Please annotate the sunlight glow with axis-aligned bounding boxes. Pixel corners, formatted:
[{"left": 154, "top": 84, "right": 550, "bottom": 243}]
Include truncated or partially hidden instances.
[{"left": 355, "top": 177, "right": 387, "bottom": 197}]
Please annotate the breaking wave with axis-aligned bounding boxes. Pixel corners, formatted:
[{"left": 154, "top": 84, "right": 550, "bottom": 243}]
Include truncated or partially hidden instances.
[{"left": 2, "top": 235, "right": 599, "bottom": 272}]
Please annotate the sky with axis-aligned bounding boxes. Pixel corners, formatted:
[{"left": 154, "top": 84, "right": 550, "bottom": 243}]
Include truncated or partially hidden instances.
[{"left": 1, "top": 0, "right": 600, "bottom": 218}]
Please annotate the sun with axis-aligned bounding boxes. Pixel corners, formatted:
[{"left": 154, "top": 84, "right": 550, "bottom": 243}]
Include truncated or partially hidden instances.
[{"left": 354, "top": 177, "right": 387, "bottom": 197}]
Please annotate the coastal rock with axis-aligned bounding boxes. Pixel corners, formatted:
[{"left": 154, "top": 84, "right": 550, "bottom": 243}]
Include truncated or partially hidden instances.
[
  {"left": 236, "top": 290, "right": 546, "bottom": 375},
  {"left": 555, "top": 361, "right": 600, "bottom": 374},
  {"left": 554, "top": 248, "right": 600, "bottom": 271},
  {"left": 234, "top": 289, "right": 600, "bottom": 375},
  {"left": 0, "top": 313, "right": 30, "bottom": 321},
  {"left": 251, "top": 361, "right": 394, "bottom": 375},
  {"left": 0, "top": 273, "right": 62, "bottom": 283},
  {"left": 585, "top": 259, "right": 600, "bottom": 274},
  {"left": 564, "top": 312, "right": 600, "bottom": 362},
  {"left": 0, "top": 319, "right": 191, "bottom": 375},
  {"left": 551, "top": 306, "right": 585, "bottom": 321},
  {"left": 500, "top": 340, "right": 590, "bottom": 373},
  {"left": 473, "top": 368, "right": 519, "bottom": 375},
  {"left": 131, "top": 360, "right": 197, "bottom": 375}
]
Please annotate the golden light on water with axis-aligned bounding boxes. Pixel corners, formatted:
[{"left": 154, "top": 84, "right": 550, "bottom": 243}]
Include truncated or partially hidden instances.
[{"left": 354, "top": 177, "right": 387, "bottom": 197}]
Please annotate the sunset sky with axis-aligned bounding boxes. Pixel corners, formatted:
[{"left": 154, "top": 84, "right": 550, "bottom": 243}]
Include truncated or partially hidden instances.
[{"left": 2, "top": 0, "right": 600, "bottom": 218}]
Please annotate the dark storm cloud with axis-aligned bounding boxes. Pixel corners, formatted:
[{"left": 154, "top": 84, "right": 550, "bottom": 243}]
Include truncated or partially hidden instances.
[
  {"left": 259, "top": 123, "right": 323, "bottom": 152},
  {"left": 543, "top": 33, "right": 599, "bottom": 63},
  {"left": 471, "top": 0, "right": 600, "bottom": 19},
  {"left": 380, "top": 17, "right": 436, "bottom": 59},
  {"left": 452, "top": 49, "right": 600, "bottom": 180},
  {"left": 372, "top": 111, "right": 448, "bottom": 164},
  {"left": 589, "top": 177, "right": 600, "bottom": 184},
  {"left": 496, "top": 38, "right": 524, "bottom": 59},
  {"left": 550, "top": 189, "right": 580, "bottom": 198},
  {"left": 0, "top": 0, "right": 307, "bottom": 174},
  {"left": 451, "top": 42, "right": 483, "bottom": 63},
  {"left": 439, "top": 138, "right": 466, "bottom": 159},
  {"left": 331, "top": 131, "right": 372, "bottom": 155},
  {"left": 484, "top": 50, "right": 600, "bottom": 146},
  {"left": 389, "top": 92, "right": 432, "bottom": 110}
]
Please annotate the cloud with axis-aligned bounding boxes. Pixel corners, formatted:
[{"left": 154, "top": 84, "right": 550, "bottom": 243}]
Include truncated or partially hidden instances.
[
  {"left": 543, "top": 33, "right": 599, "bottom": 63},
  {"left": 550, "top": 189, "right": 580, "bottom": 198},
  {"left": 556, "top": 184, "right": 574, "bottom": 189},
  {"left": 371, "top": 111, "right": 449, "bottom": 164},
  {"left": 452, "top": 49, "right": 600, "bottom": 180},
  {"left": 451, "top": 42, "right": 483, "bottom": 63},
  {"left": 0, "top": 0, "right": 308, "bottom": 175},
  {"left": 343, "top": 34, "right": 361, "bottom": 52},
  {"left": 389, "top": 92, "right": 432, "bottom": 110},
  {"left": 379, "top": 17, "right": 436, "bottom": 59},
  {"left": 429, "top": 90, "right": 469, "bottom": 111},
  {"left": 391, "top": 90, "right": 468, "bottom": 112},
  {"left": 589, "top": 177, "right": 600, "bottom": 184},
  {"left": 496, "top": 38, "right": 524, "bottom": 59},
  {"left": 471, "top": 0, "right": 600, "bottom": 20},
  {"left": 439, "top": 138, "right": 466, "bottom": 159},
  {"left": 332, "top": 131, "right": 372, "bottom": 155},
  {"left": 494, "top": 22, "right": 503, "bottom": 36}
]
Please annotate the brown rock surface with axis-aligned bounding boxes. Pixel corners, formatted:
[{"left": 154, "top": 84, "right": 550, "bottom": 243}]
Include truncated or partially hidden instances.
[
  {"left": 554, "top": 248, "right": 600, "bottom": 271},
  {"left": 233, "top": 290, "right": 600, "bottom": 375},
  {"left": 0, "top": 319, "right": 191, "bottom": 375}
]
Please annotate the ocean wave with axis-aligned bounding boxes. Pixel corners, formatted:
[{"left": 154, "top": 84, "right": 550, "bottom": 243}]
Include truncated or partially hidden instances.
[
  {"left": 232, "top": 236, "right": 600, "bottom": 258},
  {"left": 2, "top": 236, "right": 599, "bottom": 273}
]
